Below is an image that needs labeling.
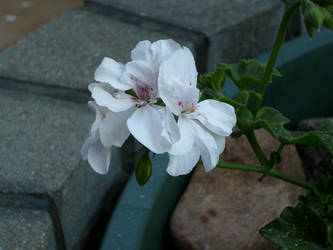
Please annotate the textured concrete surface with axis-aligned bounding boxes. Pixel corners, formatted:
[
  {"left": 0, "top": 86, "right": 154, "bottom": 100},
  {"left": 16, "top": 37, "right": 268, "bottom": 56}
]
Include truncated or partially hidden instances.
[
  {"left": 0, "top": 88, "right": 128, "bottom": 249},
  {"left": 0, "top": 8, "right": 192, "bottom": 91},
  {"left": 0, "top": 207, "right": 56, "bottom": 250},
  {"left": 89, "top": 0, "right": 284, "bottom": 67}
]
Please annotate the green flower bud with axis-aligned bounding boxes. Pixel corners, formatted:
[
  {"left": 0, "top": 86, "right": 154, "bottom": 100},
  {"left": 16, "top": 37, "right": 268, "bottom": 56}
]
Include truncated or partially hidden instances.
[
  {"left": 135, "top": 150, "right": 152, "bottom": 186},
  {"left": 302, "top": 1, "right": 327, "bottom": 37},
  {"left": 322, "top": 7, "right": 333, "bottom": 29}
]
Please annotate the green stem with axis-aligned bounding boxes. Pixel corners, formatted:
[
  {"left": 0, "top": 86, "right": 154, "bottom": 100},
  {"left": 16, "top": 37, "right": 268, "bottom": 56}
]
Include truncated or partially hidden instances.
[
  {"left": 245, "top": 130, "right": 271, "bottom": 167},
  {"left": 216, "top": 161, "right": 315, "bottom": 191},
  {"left": 254, "top": 0, "right": 302, "bottom": 111}
]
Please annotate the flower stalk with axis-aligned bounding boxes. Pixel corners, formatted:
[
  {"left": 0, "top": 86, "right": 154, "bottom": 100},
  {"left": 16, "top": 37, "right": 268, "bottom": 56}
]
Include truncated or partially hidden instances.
[
  {"left": 254, "top": 0, "right": 302, "bottom": 112},
  {"left": 216, "top": 161, "right": 315, "bottom": 191}
]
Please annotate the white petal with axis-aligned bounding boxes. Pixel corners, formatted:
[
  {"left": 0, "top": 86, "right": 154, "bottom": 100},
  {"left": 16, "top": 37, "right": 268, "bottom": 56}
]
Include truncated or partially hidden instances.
[
  {"left": 87, "top": 139, "right": 111, "bottom": 174},
  {"left": 127, "top": 105, "right": 170, "bottom": 154},
  {"left": 191, "top": 120, "right": 219, "bottom": 172},
  {"left": 91, "top": 86, "right": 136, "bottom": 112},
  {"left": 194, "top": 100, "right": 236, "bottom": 136},
  {"left": 94, "top": 57, "right": 131, "bottom": 90},
  {"left": 159, "top": 47, "right": 199, "bottom": 115},
  {"left": 167, "top": 145, "right": 200, "bottom": 176},
  {"left": 81, "top": 136, "right": 95, "bottom": 160},
  {"left": 149, "top": 39, "right": 181, "bottom": 69},
  {"left": 87, "top": 101, "right": 104, "bottom": 136},
  {"left": 169, "top": 117, "right": 195, "bottom": 155},
  {"left": 159, "top": 106, "right": 180, "bottom": 144},
  {"left": 99, "top": 108, "right": 134, "bottom": 147},
  {"left": 214, "top": 135, "right": 226, "bottom": 155},
  {"left": 131, "top": 40, "right": 152, "bottom": 61},
  {"left": 121, "top": 60, "right": 157, "bottom": 89},
  {"left": 131, "top": 39, "right": 181, "bottom": 70},
  {"left": 88, "top": 82, "right": 113, "bottom": 94}
]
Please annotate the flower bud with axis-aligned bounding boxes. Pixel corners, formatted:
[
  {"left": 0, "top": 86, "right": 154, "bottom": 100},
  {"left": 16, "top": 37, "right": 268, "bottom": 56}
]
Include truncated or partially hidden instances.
[
  {"left": 303, "top": 1, "right": 325, "bottom": 37},
  {"left": 135, "top": 150, "right": 152, "bottom": 186}
]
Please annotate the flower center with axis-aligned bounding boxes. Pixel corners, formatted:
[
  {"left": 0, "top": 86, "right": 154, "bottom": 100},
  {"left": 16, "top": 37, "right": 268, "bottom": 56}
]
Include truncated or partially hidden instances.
[{"left": 131, "top": 76, "right": 157, "bottom": 103}]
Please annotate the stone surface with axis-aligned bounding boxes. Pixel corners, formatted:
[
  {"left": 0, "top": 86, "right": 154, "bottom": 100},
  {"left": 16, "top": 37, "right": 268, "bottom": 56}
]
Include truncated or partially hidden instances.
[
  {"left": 89, "top": 0, "right": 284, "bottom": 68},
  {"left": 0, "top": 88, "right": 128, "bottom": 249},
  {"left": 171, "top": 129, "right": 306, "bottom": 250},
  {"left": 0, "top": 207, "right": 56, "bottom": 250},
  {"left": 0, "top": 8, "right": 192, "bottom": 90},
  {"left": 297, "top": 117, "right": 333, "bottom": 183}
]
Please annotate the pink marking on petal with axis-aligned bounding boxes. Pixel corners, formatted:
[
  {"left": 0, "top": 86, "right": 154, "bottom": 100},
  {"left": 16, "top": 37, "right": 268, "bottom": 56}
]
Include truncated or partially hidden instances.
[
  {"left": 189, "top": 82, "right": 192, "bottom": 86},
  {"left": 178, "top": 101, "right": 183, "bottom": 107}
]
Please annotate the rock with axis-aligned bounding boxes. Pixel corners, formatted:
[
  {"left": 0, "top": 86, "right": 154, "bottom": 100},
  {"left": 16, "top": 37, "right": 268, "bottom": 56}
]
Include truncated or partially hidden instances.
[
  {"left": 171, "top": 129, "right": 306, "bottom": 250},
  {"left": 86, "top": 0, "right": 284, "bottom": 69},
  {"left": 297, "top": 117, "right": 333, "bottom": 183},
  {"left": 0, "top": 207, "right": 57, "bottom": 250}
]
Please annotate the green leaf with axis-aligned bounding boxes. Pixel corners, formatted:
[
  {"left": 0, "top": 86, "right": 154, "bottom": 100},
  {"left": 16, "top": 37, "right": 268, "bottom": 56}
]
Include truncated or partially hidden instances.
[
  {"left": 253, "top": 108, "right": 333, "bottom": 156},
  {"left": 253, "top": 107, "right": 290, "bottom": 139},
  {"left": 282, "top": 120, "right": 333, "bottom": 156},
  {"left": 217, "top": 59, "right": 281, "bottom": 90},
  {"left": 260, "top": 203, "right": 328, "bottom": 249},
  {"left": 199, "top": 67, "right": 226, "bottom": 92},
  {"left": 135, "top": 150, "right": 152, "bottom": 186},
  {"left": 236, "top": 106, "right": 255, "bottom": 129},
  {"left": 233, "top": 90, "right": 249, "bottom": 106}
]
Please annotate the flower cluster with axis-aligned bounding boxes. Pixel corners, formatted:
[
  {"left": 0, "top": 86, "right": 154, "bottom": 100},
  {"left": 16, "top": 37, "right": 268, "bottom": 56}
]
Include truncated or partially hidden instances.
[{"left": 82, "top": 39, "right": 236, "bottom": 176}]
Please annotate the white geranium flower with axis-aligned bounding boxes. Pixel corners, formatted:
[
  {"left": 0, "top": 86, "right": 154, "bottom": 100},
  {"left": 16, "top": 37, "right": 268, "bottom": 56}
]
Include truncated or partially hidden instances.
[
  {"left": 89, "top": 39, "right": 181, "bottom": 154},
  {"left": 81, "top": 101, "right": 112, "bottom": 174},
  {"left": 158, "top": 47, "right": 237, "bottom": 176}
]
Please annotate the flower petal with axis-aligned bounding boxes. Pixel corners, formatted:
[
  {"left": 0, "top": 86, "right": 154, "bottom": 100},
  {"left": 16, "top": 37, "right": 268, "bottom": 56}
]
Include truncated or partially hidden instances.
[
  {"left": 167, "top": 145, "right": 200, "bottom": 176},
  {"left": 149, "top": 39, "right": 181, "bottom": 69},
  {"left": 91, "top": 85, "right": 136, "bottom": 112},
  {"left": 131, "top": 40, "right": 152, "bottom": 61},
  {"left": 194, "top": 99, "right": 236, "bottom": 136},
  {"left": 94, "top": 57, "right": 131, "bottom": 90},
  {"left": 131, "top": 39, "right": 181, "bottom": 70},
  {"left": 159, "top": 47, "right": 199, "bottom": 115},
  {"left": 159, "top": 106, "right": 180, "bottom": 145},
  {"left": 87, "top": 139, "right": 111, "bottom": 174},
  {"left": 127, "top": 105, "right": 170, "bottom": 154},
  {"left": 87, "top": 101, "right": 104, "bottom": 136},
  {"left": 214, "top": 135, "right": 226, "bottom": 155},
  {"left": 99, "top": 108, "right": 134, "bottom": 147},
  {"left": 81, "top": 135, "right": 95, "bottom": 160},
  {"left": 191, "top": 120, "right": 219, "bottom": 172},
  {"left": 169, "top": 116, "right": 195, "bottom": 155},
  {"left": 121, "top": 60, "right": 157, "bottom": 89}
]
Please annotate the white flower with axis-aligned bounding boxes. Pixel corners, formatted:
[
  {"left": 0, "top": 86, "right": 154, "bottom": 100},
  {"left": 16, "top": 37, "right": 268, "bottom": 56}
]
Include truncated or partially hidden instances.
[
  {"left": 89, "top": 39, "right": 181, "bottom": 154},
  {"left": 81, "top": 101, "right": 112, "bottom": 174},
  {"left": 158, "top": 47, "right": 237, "bottom": 176}
]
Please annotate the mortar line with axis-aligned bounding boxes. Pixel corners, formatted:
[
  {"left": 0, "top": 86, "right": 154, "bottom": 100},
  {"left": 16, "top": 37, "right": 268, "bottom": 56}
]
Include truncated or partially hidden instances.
[{"left": 0, "top": 76, "right": 90, "bottom": 104}]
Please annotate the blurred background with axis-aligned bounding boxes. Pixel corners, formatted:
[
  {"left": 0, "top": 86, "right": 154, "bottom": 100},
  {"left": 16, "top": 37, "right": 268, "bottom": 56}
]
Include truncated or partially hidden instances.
[{"left": 0, "top": 0, "right": 83, "bottom": 51}]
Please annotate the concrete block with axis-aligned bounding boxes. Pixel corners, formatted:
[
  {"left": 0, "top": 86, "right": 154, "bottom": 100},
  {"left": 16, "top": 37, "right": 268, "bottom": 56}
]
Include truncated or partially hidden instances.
[
  {"left": 0, "top": 88, "right": 128, "bottom": 249},
  {"left": 88, "top": 0, "right": 285, "bottom": 68},
  {"left": 0, "top": 207, "right": 57, "bottom": 250},
  {"left": 0, "top": 8, "right": 192, "bottom": 90}
]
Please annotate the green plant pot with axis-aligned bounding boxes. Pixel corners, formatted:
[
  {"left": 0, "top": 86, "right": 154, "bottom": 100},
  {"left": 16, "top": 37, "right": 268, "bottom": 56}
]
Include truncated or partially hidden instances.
[{"left": 100, "top": 29, "right": 333, "bottom": 250}]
